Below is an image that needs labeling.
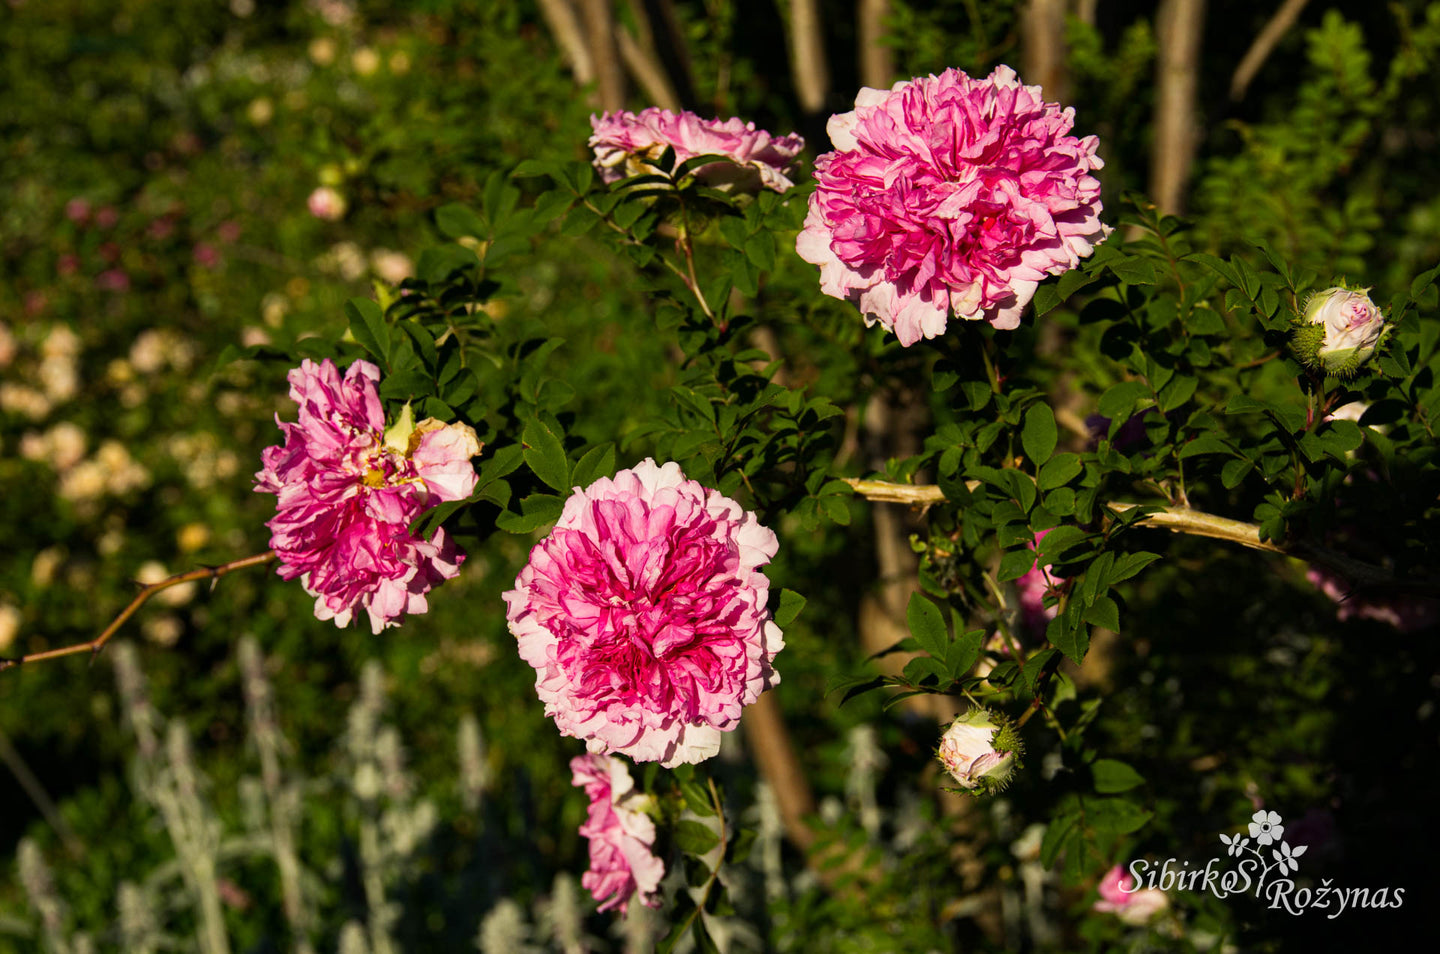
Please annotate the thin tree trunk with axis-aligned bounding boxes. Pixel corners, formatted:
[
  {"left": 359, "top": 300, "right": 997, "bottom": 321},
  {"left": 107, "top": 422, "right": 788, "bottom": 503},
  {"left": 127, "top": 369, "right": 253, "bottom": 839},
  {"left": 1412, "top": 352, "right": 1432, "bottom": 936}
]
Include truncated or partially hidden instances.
[
  {"left": 536, "top": 0, "right": 596, "bottom": 86},
  {"left": 582, "top": 0, "right": 627, "bottom": 111},
  {"left": 787, "top": 0, "right": 830, "bottom": 115},
  {"left": 1230, "top": 0, "right": 1310, "bottom": 101},
  {"left": 858, "top": 0, "right": 894, "bottom": 90},
  {"left": 1021, "top": 0, "right": 1069, "bottom": 104},
  {"left": 1151, "top": 0, "right": 1206, "bottom": 215}
]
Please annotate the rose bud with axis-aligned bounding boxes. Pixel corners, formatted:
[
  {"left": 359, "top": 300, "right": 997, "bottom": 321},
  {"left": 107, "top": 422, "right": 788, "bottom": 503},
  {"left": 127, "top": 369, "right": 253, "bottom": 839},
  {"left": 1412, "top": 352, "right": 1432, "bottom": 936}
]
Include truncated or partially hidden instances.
[
  {"left": 937, "top": 707, "right": 1023, "bottom": 794},
  {"left": 1293, "top": 286, "right": 1387, "bottom": 376}
]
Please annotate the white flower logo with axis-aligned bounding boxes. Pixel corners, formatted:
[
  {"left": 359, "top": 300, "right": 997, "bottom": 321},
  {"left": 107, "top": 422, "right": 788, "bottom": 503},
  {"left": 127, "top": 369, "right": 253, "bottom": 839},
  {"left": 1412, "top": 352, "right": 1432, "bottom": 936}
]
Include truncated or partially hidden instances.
[
  {"left": 1219, "top": 832, "right": 1250, "bottom": 857},
  {"left": 1248, "top": 810, "right": 1284, "bottom": 846},
  {"left": 1272, "top": 840, "right": 1307, "bottom": 875}
]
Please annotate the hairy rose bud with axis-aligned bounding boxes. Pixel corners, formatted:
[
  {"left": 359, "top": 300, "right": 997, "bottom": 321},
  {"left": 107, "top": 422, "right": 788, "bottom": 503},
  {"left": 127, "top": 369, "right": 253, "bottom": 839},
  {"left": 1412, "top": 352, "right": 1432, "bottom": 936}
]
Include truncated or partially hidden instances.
[
  {"left": 1294, "top": 286, "right": 1386, "bottom": 376},
  {"left": 937, "top": 707, "right": 1022, "bottom": 794}
]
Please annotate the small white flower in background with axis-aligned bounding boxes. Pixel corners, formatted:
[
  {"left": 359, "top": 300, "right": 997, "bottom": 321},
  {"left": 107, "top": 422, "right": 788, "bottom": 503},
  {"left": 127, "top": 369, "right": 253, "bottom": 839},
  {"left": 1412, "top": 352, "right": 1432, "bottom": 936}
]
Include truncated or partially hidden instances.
[
  {"left": 1273, "top": 840, "right": 1307, "bottom": 875},
  {"left": 370, "top": 248, "right": 414, "bottom": 284},
  {"left": 0, "top": 603, "right": 22, "bottom": 654},
  {"left": 1295, "top": 286, "right": 1387, "bottom": 376},
  {"left": 937, "top": 707, "right": 1022, "bottom": 794},
  {"left": 1219, "top": 832, "right": 1250, "bottom": 857},
  {"left": 1248, "top": 810, "right": 1284, "bottom": 846},
  {"left": 307, "top": 185, "right": 347, "bottom": 221}
]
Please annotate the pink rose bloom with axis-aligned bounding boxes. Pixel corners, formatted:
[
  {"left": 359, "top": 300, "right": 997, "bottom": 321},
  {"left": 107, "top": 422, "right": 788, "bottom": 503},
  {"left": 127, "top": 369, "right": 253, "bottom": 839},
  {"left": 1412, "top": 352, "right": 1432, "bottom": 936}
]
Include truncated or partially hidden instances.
[
  {"left": 504, "top": 459, "right": 784, "bottom": 767},
  {"left": 797, "top": 66, "right": 1109, "bottom": 346},
  {"left": 193, "top": 242, "right": 221, "bottom": 269},
  {"left": 1304, "top": 286, "right": 1386, "bottom": 375},
  {"left": 95, "top": 269, "right": 130, "bottom": 292},
  {"left": 589, "top": 108, "right": 804, "bottom": 193},
  {"left": 1016, "top": 529, "right": 1058, "bottom": 637},
  {"left": 307, "top": 185, "right": 348, "bottom": 221},
  {"left": 1093, "top": 865, "right": 1169, "bottom": 924},
  {"left": 571, "top": 753, "right": 665, "bottom": 914},
  {"left": 95, "top": 206, "right": 119, "bottom": 229},
  {"left": 65, "top": 198, "right": 91, "bottom": 224},
  {"left": 1307, "top": 566, "right": 1438, "bottom": 633},
  {"left": 255, "top": 359, "right": 483, "bottom": 633}
]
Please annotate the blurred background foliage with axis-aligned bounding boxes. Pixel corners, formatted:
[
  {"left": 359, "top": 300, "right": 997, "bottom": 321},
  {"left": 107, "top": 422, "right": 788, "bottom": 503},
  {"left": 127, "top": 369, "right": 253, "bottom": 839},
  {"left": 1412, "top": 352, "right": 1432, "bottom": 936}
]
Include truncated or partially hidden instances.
[{"left": 1, "top": 0, "right": 1437, "bottom": 951}]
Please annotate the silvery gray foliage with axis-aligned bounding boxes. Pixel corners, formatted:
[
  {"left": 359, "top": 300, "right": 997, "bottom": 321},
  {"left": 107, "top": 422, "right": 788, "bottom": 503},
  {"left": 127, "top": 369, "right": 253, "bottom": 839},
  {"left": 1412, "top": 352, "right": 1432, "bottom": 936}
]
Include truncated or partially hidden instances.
[
  {"left": 457, "top": 712, "right": 489, "bottom": 813},
  {"left": 17, "top": 838, "right": 70, "bottom": 954},
  {"left": 476, "top": 898, "right": 541, "bottom": 954}
]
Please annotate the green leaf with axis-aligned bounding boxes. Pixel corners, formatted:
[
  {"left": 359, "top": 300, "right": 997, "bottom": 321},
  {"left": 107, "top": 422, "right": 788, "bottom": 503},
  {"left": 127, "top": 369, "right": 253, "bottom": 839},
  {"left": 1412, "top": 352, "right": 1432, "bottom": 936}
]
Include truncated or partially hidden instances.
[
  {"left": 774, "top": 589, "right": 806, "bottom": 627},
  {"left": 1097, "top": 381, "right": 1151, "bottom": 423},
  {"left": 1092, "top": 759, "right": 1145, "bottom": 793},
  {"left": 1177, "top": 432, "right": 1237, "bottom": 459},
  {"left": 522, "top": 417, "right": 570, "bottom": 492},
  {"left": 1082, "top": 595, "right": 1120, "bottom": 631},
  {"left": 946, "top": 629, "right": 986, "bottom": 681},
  {"left": 434, "top": 203, "right": 487, "bottom": 240},
  {"left": 674, "top": 820, "right": 721, "bottom": 856},
  {"left": 692, "top": 918, "right": 721, "bottom": 954},
  {"left": 345, "top": 298, "right": 390, "bottom": 368},
  {"left": 1049, "top": 616, "right": 1089, "bottom": 664},
  {"left": 1037, "top": 453, "right": 1082, "bottom": 491},
  {"left": 1109, "top": 256, "right": 1157, "bottom": 285},
  {"left": 1022, "top": 403, "right": 1058, "bottom": 466},
  {"left": 1221, "top": 458, "right": 1253, "bottom": 489},
  {"left": 569, "top": 442, "right": 615, "bottom": 489},
  {"left": 998, "top": 548, "right": 1038, "bottom": 583},
  {"left": 1087, "top": 796, "right": 1153, "bottom": 835},
  {"left": 906, "top": 592, "right": 948, "bottom": 659}
]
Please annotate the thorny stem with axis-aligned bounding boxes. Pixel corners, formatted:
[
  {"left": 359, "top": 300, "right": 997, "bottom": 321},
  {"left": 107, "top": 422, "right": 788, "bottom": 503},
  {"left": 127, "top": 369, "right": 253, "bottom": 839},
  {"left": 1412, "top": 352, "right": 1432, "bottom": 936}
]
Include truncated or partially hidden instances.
[
  {"left": 842, "top": 478, "right": 1440, "bottom": 595},
  {"left": 1014, "top": 650, "right": 1064, "bottom": 730},
  {"left": 0, "top": 552, "right": 279, "bottom": 673},
  {"left": 675, "top": 217, "right": 717, "bottom": 324},
  {"left": 980, "top": 334, "right": 1002, "bottom": 394}
]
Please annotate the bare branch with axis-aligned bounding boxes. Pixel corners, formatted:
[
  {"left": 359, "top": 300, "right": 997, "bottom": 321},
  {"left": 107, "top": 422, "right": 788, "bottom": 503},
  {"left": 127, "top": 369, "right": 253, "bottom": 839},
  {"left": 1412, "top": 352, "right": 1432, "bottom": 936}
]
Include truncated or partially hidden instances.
[
  {"left": 0, "top": 552, "right": 278, "bottom": 673},
  {"left": 616, "top": 25, "right": 681, "bottom": 110},
  {"left": 582, "top": 0, "right": 627, "bottom": 111},
  {"left": 1022, "top": 0, "right": 1069, "bottom": 104},
  {"left": 1230, "top": 0, "right": 1311, "bottom": 101}
]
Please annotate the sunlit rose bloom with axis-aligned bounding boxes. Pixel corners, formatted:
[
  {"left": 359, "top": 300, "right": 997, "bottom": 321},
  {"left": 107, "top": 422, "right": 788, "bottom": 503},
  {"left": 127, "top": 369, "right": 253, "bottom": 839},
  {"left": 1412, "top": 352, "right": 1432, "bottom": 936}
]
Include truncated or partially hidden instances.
[
  {"left": 589, "top": 108, "right": 805, "bottom": 193},
  {"left": 255, "top": 359, "right": 482, "bottom": 633},
  {"left": 797, "top": 66, "right": 1109, "bottom": 346},
  {"left": 1093, "top": 865, "right": 1169, "bottom": 924},
  {"left": 504, "top": 459, "right": 784, "bottom": 767},
  {"left": 571, "top": 753, "right": 664, "bottom": 914}
]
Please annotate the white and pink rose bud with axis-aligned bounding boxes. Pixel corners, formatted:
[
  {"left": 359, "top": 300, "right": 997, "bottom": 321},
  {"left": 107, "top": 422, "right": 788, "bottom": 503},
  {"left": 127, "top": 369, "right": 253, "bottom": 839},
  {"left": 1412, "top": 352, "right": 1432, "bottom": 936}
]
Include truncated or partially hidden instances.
[
  {"left": 937, "top": 707, "right": 1022, "bottom": 794},
  {"left": 307, "top": 186, "right": 348, "bottom": 221},
  {"left": 1295, "top": 286, "right": 1387, "bottom": 376}
]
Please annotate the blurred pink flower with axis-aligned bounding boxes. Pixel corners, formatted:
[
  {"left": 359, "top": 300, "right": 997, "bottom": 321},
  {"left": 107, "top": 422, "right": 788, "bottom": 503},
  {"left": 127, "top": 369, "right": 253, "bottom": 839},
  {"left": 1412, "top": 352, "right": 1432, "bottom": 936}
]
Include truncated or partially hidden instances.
[
  {"left": 65, "top": 198, "right": 91, "bottom": 224},
  {"left": 307, "top": 186, "right": 347, "bottom": 221},
  {"left": 193, "top": 242, "right": 221, "bottom": 269},
  {"left": 147, "top": 216, "right": 177, "bottom": 241},
  {"left": 1093, "top": 865, "right": 1169, "bottom": 924},
  {"left": 797, "top": 65, "right": 1109, "bottom": 346},
  {"left": 1307, "top": 565, "right": 1438, "bottom": 633},
  {"left": 23, "top": 291, "right": 47, "bottom": 317},
  {"left": 1015, "top": 529, "right": 1058, "bottom": 637},
  {"left": 95, "top": 206, "right": 119, "bottom": 229},
  {"left": 571, "top": 753, "right": 665, "bottom": 914},
  {"left": 589, "top": 108, "right": 804, "bottom": 193},
  {"left": 95, "top": 269, "right": 130, "bottom": 292},
  {"left": 217, "top": 220, "right": 243, "bottom": 243},
  {"left": 504, "top": 459, "right": 784, "bottom": 767},
  {"left": 57, "top": 254, "right": 80, "bottom": 277},
  {"left": 255, "top": 359, "right": 483, "bottom": 633}
]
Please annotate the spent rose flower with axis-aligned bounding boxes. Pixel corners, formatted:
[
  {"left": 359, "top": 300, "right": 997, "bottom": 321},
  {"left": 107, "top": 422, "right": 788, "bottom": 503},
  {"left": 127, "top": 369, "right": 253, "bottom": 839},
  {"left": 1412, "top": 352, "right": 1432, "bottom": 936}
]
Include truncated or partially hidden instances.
[
  {"left": 1093, "top": 865, "right": 1169, "bottom": 924},
  {"left": 504, "top": 459, "right": 784, "bottom": 767},
  {"left": 589, "top": 108, "right": 804, "bottom": 193},
  {"left": 255, "top": 359, "right": 482, "bottom": 633},
  {"left": 571, "top": 753, "right": 665, "bottom": 914},
  {"left": 307, "top": 185, "right": 348, "bottom": 221},
  {"left": 1295, "top": 286, "right": 1387, "bottom": 376},
  {"left": 937, "top": 707, "right": 1021, "bottom": 794},
  {"left": 797, "top": 65, "right": 1109, "bottom": 346},
  {"left": 1306, "top": 565, "right": 1438, "bottom": 633}
]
